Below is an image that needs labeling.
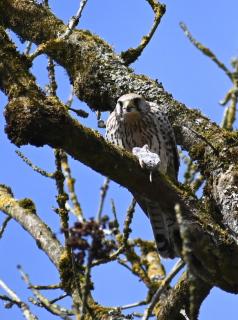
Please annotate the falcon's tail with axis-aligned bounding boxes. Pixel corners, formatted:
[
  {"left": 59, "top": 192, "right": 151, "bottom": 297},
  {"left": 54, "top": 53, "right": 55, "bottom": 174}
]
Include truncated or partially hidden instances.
[{"left": 135, "top": 196, "right": 179, "bottom": 259}]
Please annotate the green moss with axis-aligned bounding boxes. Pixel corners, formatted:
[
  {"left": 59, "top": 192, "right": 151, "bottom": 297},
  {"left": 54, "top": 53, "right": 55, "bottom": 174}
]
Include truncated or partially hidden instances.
[
  {"left": 0, "top": 184, "right": 13, "bottom": 197},
  {"left": 58, "top": 250, "right": 74, "bottom": 292},
  {"left": 18, "top": 198, "right": 36, "bottom": 214},
  {"left": 189, "top": 142, "right": 206, "bottom": 160}
]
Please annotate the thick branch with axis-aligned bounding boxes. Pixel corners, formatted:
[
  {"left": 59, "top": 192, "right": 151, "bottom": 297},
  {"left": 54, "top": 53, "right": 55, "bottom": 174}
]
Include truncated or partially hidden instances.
[
  {"left": 1, "top": 2, "right": 238, "bottom": 294},
  {"left": 156, "top": 272, "right": 211, "bottom": 320},
  {"left": 0, "top": 1, "right": 236, "bottom": 170},
  {"left": 0, "top": 26, "right": 189, "bottom": 222},
  {"left": 0, "top": 185, "right": 63, "bottom": 268},
  {"left": 120, "top": 0, "right": 166, "bottom": 65},
  {"left": 1, "top": 1, "right": 237, "bottom": 215}
]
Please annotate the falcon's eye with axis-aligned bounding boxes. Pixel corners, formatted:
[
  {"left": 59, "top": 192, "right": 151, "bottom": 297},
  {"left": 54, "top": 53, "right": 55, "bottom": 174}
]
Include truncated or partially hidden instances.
[{"left": 133, "top": 98, "right": 141, "bottom": 109}]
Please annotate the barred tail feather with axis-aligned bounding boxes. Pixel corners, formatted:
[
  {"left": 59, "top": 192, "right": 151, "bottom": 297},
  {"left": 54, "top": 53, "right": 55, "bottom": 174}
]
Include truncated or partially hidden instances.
[{"left": 135, "top": 196, "right": 178, "bottom": 259}]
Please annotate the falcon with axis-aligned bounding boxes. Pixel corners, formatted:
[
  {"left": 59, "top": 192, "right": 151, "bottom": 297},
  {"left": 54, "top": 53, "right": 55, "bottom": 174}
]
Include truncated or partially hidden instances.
[{"left": 106, "top": 93, "right": 179, "bottom": 258}]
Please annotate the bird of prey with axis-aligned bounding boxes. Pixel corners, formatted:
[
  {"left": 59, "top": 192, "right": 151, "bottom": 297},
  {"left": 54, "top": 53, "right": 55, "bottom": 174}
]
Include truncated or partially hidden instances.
[{"left": 106, "top": 93, "right": 179, "bottom": 258}]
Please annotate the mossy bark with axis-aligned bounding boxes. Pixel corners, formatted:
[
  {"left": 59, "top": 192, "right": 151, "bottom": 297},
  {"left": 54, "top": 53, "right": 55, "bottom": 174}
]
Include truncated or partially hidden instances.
[{"left": 1, "top": 0, "right": 238, "bottom": 318}]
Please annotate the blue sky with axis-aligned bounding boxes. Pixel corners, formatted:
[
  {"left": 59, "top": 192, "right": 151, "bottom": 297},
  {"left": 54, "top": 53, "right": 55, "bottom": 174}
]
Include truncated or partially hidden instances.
[{"left": 0, "top": 0, "right": 238, "bottom": 319}]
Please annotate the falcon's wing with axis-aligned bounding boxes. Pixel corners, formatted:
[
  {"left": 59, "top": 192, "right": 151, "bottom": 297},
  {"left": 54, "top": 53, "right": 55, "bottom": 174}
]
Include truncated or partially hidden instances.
[{"left": 149, "top": 101, "right": 179, "bottom": 180}]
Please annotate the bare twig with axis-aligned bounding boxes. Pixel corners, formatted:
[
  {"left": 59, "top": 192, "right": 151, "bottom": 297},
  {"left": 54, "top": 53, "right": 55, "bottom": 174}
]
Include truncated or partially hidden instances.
[
  {"left": 60, "top": 151, "right": 84, "bottom": 222},
  {"left": 121, "top": 198, "right": 136, "bottom": 247},
  {"left": 18, "top": 266, "right": 73, "bottom": 319},
  {"left": 180, "top": 22, "right": 238, "bottom": 131},
  {"left": 133, "top": 312, "right": 152, "bottom": 318},
  {"left": 116, "top": 298, "right": 149, "bottom": 310},
  {"left": 222, "top": 96, "right": 237, "bottom": 129},
  {"left": 24, "top": 41, "right": 32, "bottom": 55},
  {"left": 117, "top": 258, "right": 134, "bottom": 274},
  {"left": 65, "top": 86, "right": 89, "bottom": 118},
  {"left": 183, "top": 125, "right": 219, "bottom": 155},
  {"left": 46, "top": 52, "right": 83, "bottom": 317},
  {"left": 96, "top": 177, "right": 110, "bottom": 222},
  {"left": 0, "top": 293, "right": 16, "bottom": 303},
  {"left": 179, "top": 22, "right": 232, "bottom": 80},
  {"left": 220, "top": 63, "right": 238, "bottom": 130},
  {"left": 16, "top": 150, "right": 54, "bottom": 178},
  {"left": 142, "top": 259, "right": 185, "bottom": 320},
  {"left": 46, "top": 57, "right": 70, "bottom": 239},
  {"left": 0, "top": 279, "right": 38, "bottom": 320},
  {"left": 29, "top": 284, "right": 61, "bottom": 290},
  {"left": 190, "top": 174, "right": 204, "bottom": 193},
  {"left": 49, "top": 293, "right": 69, "bottom": 304},
  {"left": 121, "top": 0, "right": 166, "bottom": 65},
  {"left": 61, "top": 0, "right": 89, "bottom": 39},
  {"left": 66, "top": 85, "right": 74, "bottom": 108},
  {"left": 80, "top": 252, "right": 92, "bottom": 320},
  {"left": 54, "top": 138, "right": 69, "bottom": 241},
  {"left": 47, "top": 57, "right": 70, "bottom": 240},
  {"left": 0, "top": 216, "right": 11, "bottom": 239},
  {"left": 110, "top": 199, "right": 119, "bottom": 229},
  {"left": 179, "top": 150, "right": 204, "bottom": 194},
  {"left": 93, "top": 198, "right": 136, "bottom": 266},
  {"left": 69, "top": 107, "right": 89, "bottom": 118},
  {"left": 46, "top": 58, "right": 57, "bottom": 96},
  {"left": 104, "top": 197, "right": 136, "bottom": 259}
]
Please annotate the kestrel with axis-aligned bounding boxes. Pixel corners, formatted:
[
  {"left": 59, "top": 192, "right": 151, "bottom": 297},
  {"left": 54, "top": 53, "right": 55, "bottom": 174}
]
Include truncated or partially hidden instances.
[{"left": 106, "top": 93, "right": 179, "bottom": 258}]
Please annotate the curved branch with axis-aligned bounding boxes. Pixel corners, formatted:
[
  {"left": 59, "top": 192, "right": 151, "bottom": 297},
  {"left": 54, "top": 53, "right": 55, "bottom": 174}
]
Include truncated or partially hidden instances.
[
  {"left": 0, "top": 185, "right": 63, "bottom": 268},
  {"left": 155, "top": 272, "right": 211, "bottom": 320},
  {"left": 1, "top": 2, "right": 238, "bottom": 294},
  {"left": 9, "top": 0, "right": 236, "bottom": 242},
  {"left": 120, "top": 0, "right": 166, "bottom": 65}
]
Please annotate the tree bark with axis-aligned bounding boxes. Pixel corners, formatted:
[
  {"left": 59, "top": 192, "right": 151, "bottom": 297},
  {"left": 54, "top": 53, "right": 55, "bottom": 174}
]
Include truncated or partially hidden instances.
[{"left": 1, "top": 0, "right": 238, "bottom": 309}]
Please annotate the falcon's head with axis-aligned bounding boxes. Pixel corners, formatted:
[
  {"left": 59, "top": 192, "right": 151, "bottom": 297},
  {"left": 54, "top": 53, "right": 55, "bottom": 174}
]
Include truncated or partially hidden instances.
[{"left": 115, "top": 93, "right": 150, "bottom": 121}]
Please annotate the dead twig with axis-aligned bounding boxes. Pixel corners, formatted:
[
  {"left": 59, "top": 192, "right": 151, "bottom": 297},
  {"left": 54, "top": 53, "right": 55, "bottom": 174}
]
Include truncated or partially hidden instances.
[
  {"left": 0, "top": 216, "right": 11, "bottom": 239},
  {"left": 93, "top": 198, "right": 136, "bottom": 266},
  {"left": 18, "top": 266, "right": 73, "bottom": 319},
  {"left": 121, "top": 0, "right": 166, "bottom": 65},
  {"left": 179, "top": 22, "right": 232, "bottom": 80},
  {"left": 29, "top": 284, "right": 61, "bottom": 290},
  {"left": 60, "top": 151, "right": 84, "bottom": 222},
  {"left": 61, "top": 0, "right": 89, "bottom": 39},
  {"left": 16, "top": 150, "right": 54, "bottom": 178},
  {"left": 96, "top": 177, "right": 110, "bottom": 222},
  {"left": 0, "top": 279, "right": 38, "bottom": 320}
]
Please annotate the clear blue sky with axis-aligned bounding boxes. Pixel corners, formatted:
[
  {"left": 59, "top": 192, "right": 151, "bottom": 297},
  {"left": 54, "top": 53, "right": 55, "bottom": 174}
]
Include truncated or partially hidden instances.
[{"left": 0, "top": 0, "right": 238, "bottom": 319}]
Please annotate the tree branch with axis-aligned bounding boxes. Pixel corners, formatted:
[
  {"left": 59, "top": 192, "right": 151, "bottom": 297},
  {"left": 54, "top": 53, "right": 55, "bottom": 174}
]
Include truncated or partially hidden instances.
[
  {"left": 0, "top": 185, "right": 63, "bottom": 267},
  {"left": 0, "top": 279, "right": 38, "bottom": 320},
  {"left": 1, "top": 1, "right": 238, "bottom": 295},
  {"left": 155, "top": 272, "right": 211, "bottom": 320},
  {"left": 120, "top": 0, "right": 166, "bottom": 65}
]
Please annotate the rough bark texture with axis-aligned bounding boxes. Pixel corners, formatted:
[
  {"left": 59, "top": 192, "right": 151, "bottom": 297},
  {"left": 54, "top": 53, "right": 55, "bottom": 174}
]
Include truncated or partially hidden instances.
[
  {"left": 156, "top": 272, "right": 211, "bottom": 320},
  {"left": 1, "top": 1, "right": 238, "bottom": 231},
  {"left": 1, "top": 0, "right": 238, "bottom": 318}
]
